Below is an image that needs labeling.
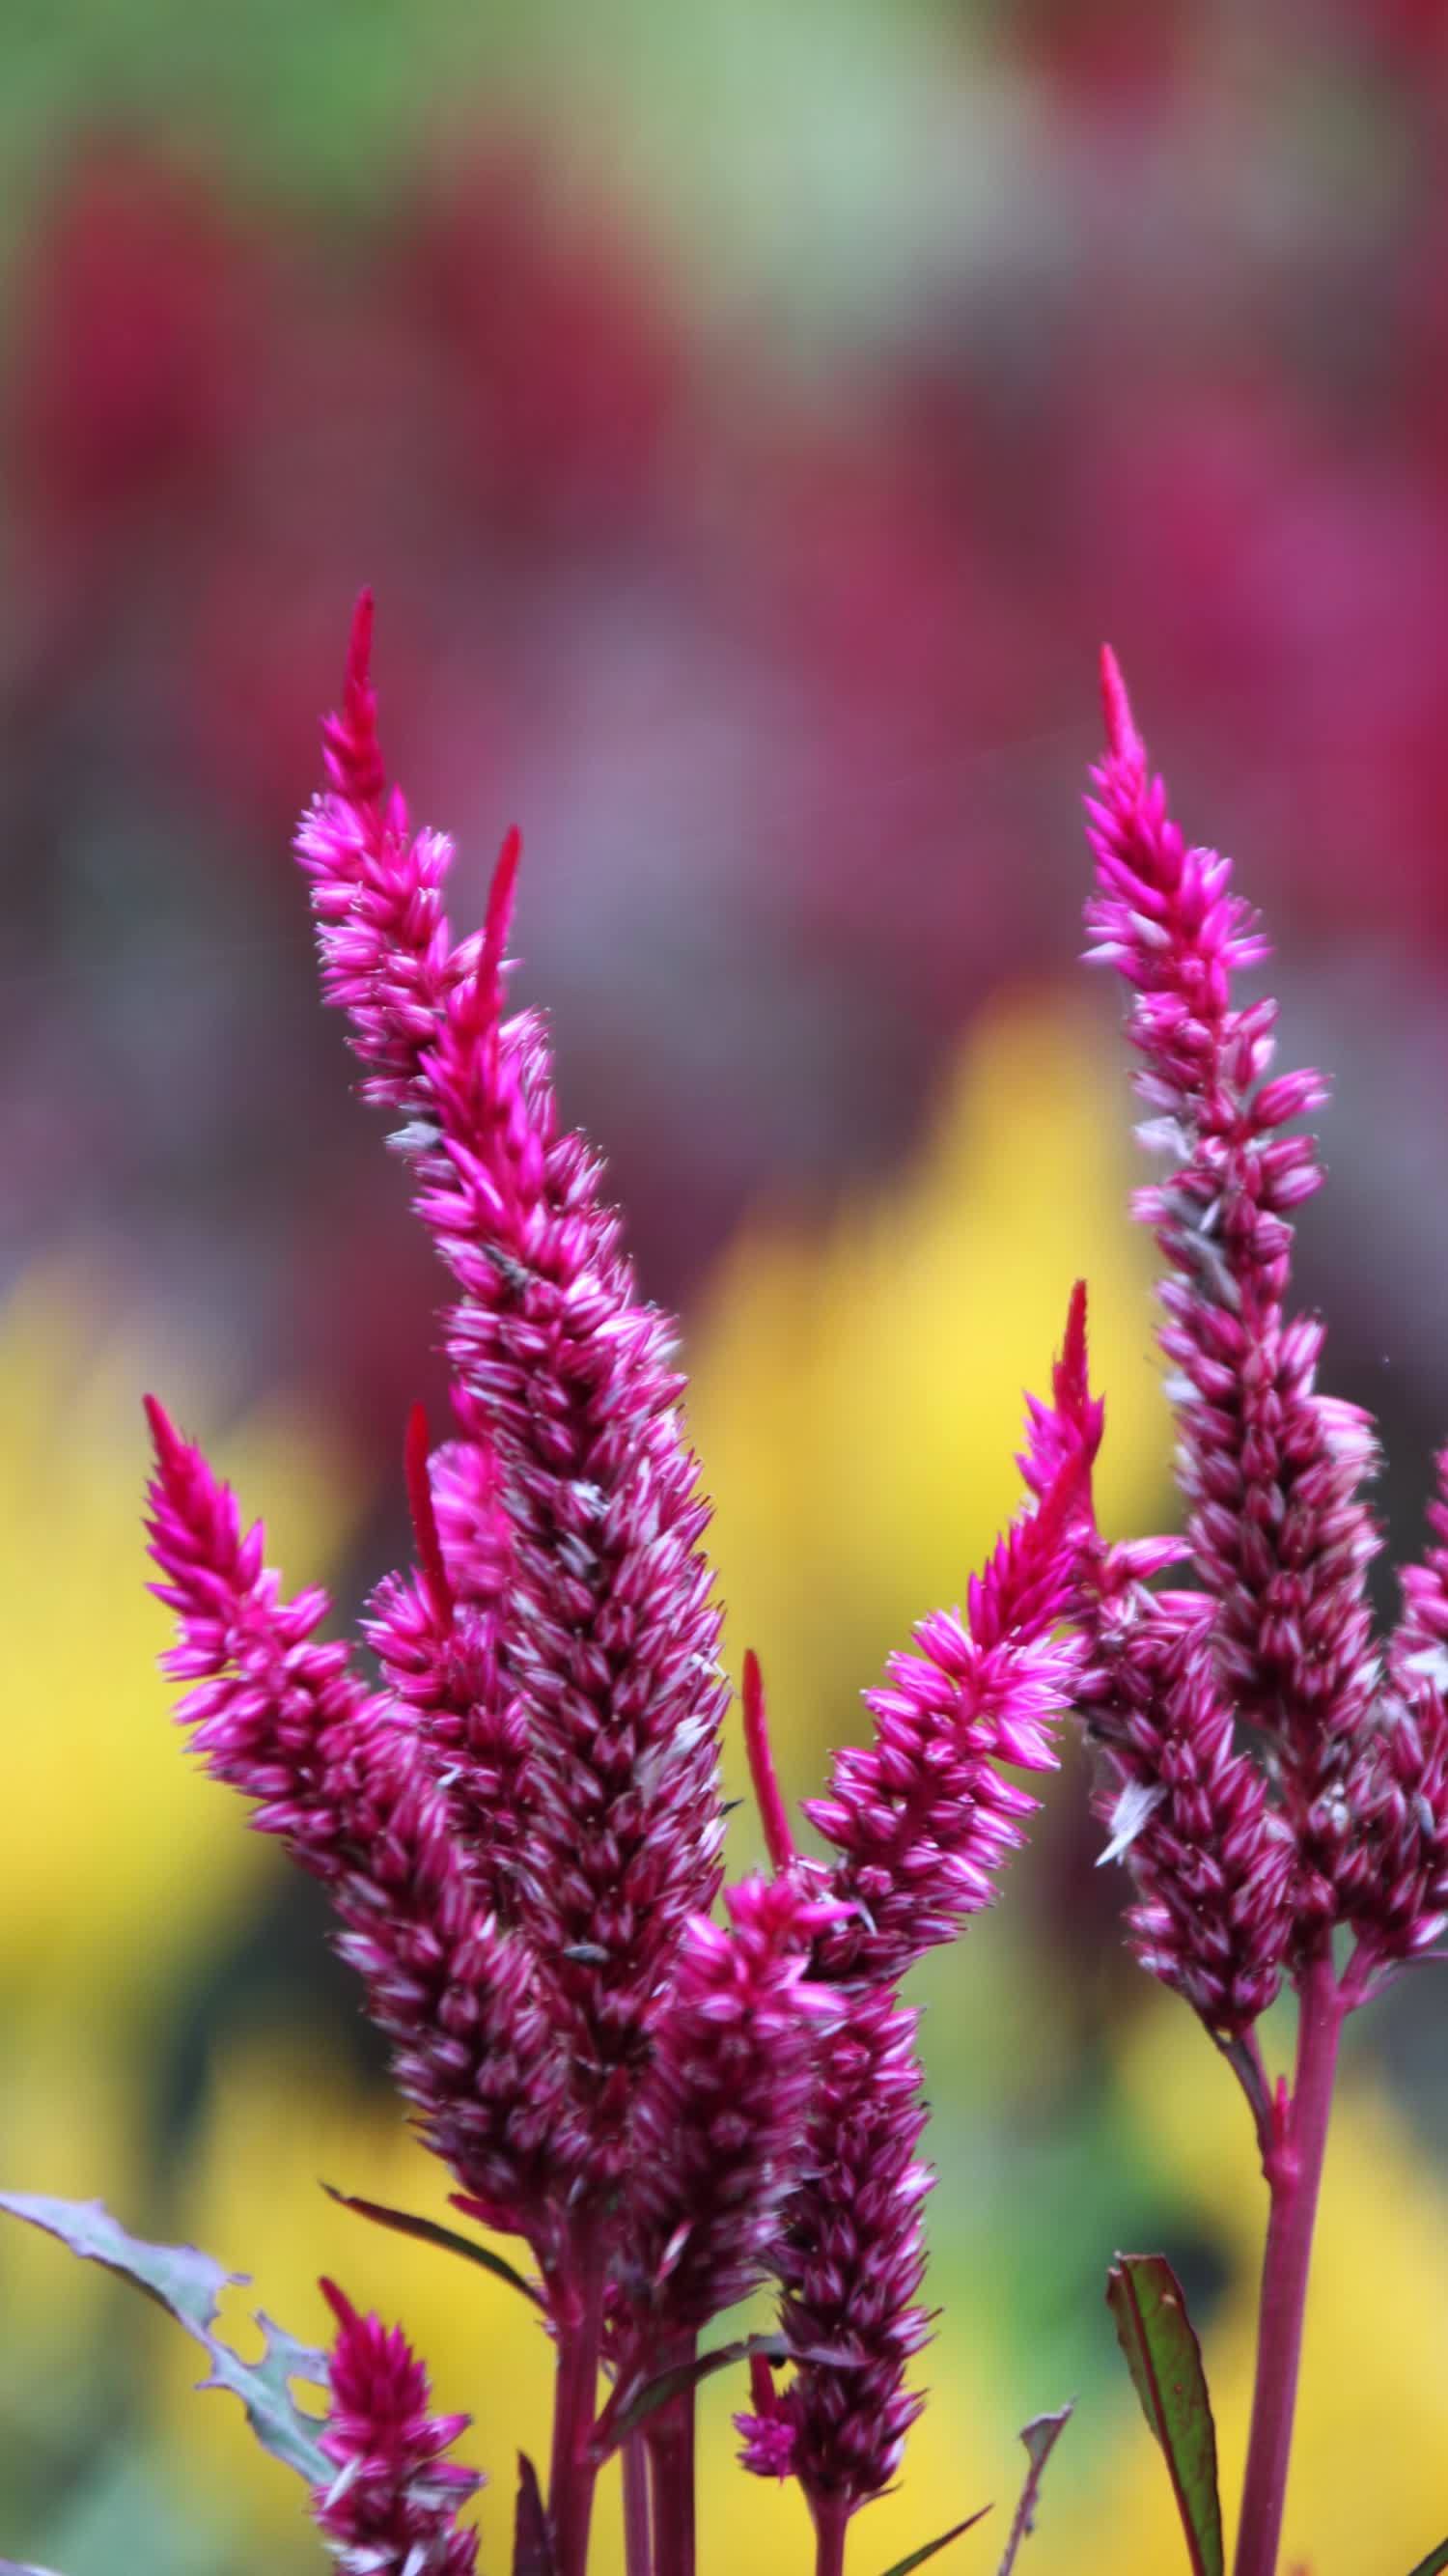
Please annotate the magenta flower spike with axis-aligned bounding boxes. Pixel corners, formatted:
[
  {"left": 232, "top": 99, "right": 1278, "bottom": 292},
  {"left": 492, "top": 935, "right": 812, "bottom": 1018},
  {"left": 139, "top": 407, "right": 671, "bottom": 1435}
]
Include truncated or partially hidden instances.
[
  {"left": 744, "top": 1979, "right": 932, "bottom": 2572},
  {"left": 314, "top": 2279, "right": 482, "bottom": 2576},
  {"left": 623, "top": 1875, "right": 838, "bottom": 2341},
  {"left": 295, "top": 597, "right": 728, "bottom": 2156},
  {"left": 1080, "top": 656, "right": 1448, "bottom": 2576},
  {"left": 143, "top": 1396, "right": 577, "bottom": 2254},
  {"left": 806, "top": 1283, "right": 1100, "bottom": 1983},
  {"left": 1085, "top": 650, "right": 1381, "bottom": 1935}
]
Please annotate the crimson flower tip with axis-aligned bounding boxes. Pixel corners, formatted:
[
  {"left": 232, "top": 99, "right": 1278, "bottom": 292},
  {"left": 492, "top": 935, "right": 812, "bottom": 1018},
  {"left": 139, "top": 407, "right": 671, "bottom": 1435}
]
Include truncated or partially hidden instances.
[
  {"left": 742, "top": 1648, "right": 799, "bottom": 1875},
  {"left": 1098, "top": 642, "right": 1140, "bottom": 764},
  {"left": 404, "top": 1401, "right": 455, "bottom": 1625}
]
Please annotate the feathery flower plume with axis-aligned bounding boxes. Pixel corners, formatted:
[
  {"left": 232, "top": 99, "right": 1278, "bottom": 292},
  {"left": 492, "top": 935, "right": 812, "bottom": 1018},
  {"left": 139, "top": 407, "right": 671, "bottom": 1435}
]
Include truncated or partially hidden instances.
[
  {"left": 1085, "top": 650, "right": 1381, "bottom": 1933},
  {"left": 735, "top": 1302, "right": 1100, "bottom": 2560},
  {"left": 1077, "top": 1559, "right": 1294, "bottom": 2034},
  {"left": 295, "top": 598, "right": 727, "bottom": 2154},
  {"left": 744, "top": 1980, "right": 931, "bottom": 2544},
  {"left": 1081, "top": 657, "right": 1448, "bottom": 2576},
  {"left": 314, "top": 2279, "right": 481, "bottom": 2576},
  {"left": 1338, "top": 1451, "right": 1448, "bottom": 1983},
  {"left": 623, "top": 1874, "right": 838, "bottom": 2339},
  {"left": 362, "top": 1406, "right": 531, "bottom": 1908},
  {"left": 806, "top": 1283, "right": 1100, "bottom": 1983},
  {"left": 144, "top": 1397, "right": 576, "bottom": 2248}
]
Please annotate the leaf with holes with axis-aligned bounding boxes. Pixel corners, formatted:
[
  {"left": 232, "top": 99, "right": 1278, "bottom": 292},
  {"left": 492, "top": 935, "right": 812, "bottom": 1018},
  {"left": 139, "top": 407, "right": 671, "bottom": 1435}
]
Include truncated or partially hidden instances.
[
  {"left": 1106, "top": 2254, "right": 1223, "bottom": 2576},
  {"left": 876, "top": 2506, "right": 992, "bottom": 2576},
  {"left": 996, "top": 2405, "right": 1072, "bottom": 2574},
  {"left": 0, "top": 2192, "right": 329, "bottom": 2485},
  {"left": 321, "top": 2184, "right": 543, "bottom": 2307}
]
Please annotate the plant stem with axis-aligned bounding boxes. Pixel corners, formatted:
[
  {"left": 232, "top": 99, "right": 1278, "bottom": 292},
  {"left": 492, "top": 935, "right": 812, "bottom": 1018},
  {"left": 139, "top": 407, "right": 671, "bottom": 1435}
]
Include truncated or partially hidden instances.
[
  {"left": 1232, "top": 1950, "right": 1345, "bottom": 2576},
  {"left": 813, "top": 2492, "right": 850, "bottom": 2576},
  {"left": 646, "top": 2334, "right": 698, "bottom": 2576},
  {"left": 623, "top": 2432, "right": 653, "bottom": 2576},
  {"left": 548, "top": 2223, "right": 607, "bottom": 2576}
]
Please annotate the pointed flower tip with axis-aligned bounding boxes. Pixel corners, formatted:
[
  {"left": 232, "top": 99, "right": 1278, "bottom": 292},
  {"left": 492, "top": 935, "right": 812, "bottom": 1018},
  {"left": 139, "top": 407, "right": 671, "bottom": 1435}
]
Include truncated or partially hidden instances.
[
  {"left": 345, "top": 588, "right": 375, "bottom": 698},
  {"left": 142, "top": 1391, "right": 181, "bottom": 1466},
  {"left": 1099, "top": 643, "right": 1142, "bottom": 765},
  {"left": 403, "top": 1402, "right": 454, "bottom": 1626},
  {"left": 478, "top": 826, "right": 523, "bottom": 1012},
  {"left": 740, "top": 1648, "right": 799, "bottom": 1876},
  {"left": 319, "top": 2275, "right": 354, "bottom": 2331}
]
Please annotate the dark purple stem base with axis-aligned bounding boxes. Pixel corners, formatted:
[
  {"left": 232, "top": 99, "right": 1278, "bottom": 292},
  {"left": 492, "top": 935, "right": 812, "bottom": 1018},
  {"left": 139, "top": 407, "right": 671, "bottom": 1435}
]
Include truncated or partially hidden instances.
[{"left": 1233, "top": 1951, "right": 1345, "bottom": 2576}]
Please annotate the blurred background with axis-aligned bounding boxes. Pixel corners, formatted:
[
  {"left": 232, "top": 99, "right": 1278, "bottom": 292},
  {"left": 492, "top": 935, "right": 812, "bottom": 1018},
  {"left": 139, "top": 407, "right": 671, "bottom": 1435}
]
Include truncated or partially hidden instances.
[{"left": 4, "top": 0, "right": 1448, "bottom": 2567}]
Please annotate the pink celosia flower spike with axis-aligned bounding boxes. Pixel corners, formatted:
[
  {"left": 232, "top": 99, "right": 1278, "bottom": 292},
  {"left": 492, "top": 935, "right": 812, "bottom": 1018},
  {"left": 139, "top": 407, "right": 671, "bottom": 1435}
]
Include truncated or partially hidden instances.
[
  {"left": 144, "top": 1397, "right": 578, "bottom": 2254},
  {"left": 806, "top": 1292, "right": 1100, "bottom": 1983},
  {"left": 314, "top": 2278, "right": 481, "bottom": 2576},
  {"left": 1339, "top": 1450, "right": 1448, "bottom": 1989},
  {"left": 296, "top": 609, "right": 728, "bottom": 2171},
  {"left": 1085, "top": 650, "right": 1381, "bottom": 1933},
  {"left": 746, "top": 1979, "right": 932, "bottom": 2546},
  {"left": 362, "top": 1405, "right": 532, "bottom": 1910},
  {"left": 622, "top": 1874, "right": 838, "bottom": 2343}
]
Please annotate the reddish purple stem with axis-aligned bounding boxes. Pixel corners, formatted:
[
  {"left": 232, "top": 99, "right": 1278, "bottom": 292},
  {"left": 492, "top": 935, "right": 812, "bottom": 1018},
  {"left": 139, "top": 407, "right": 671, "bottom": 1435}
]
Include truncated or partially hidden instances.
[
  {"left": 548, "top": 2227, "right": 607, "bottom": 2576},
  {"left": 813, "top": 2492, "right": 850, "bottom": 2576},
  {"left": 622, "top": 2434, "right": 653, "bottom": 2576},
  {"left": 1233, "top": 1952, "right": 1345, "bottom": 2576}
]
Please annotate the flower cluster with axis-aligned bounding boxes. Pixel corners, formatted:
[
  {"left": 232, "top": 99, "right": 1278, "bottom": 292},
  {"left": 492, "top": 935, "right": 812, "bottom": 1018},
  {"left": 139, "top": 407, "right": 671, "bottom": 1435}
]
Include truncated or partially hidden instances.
[
  {"left": 1079, "top": 652, "right": 1448, "bottom": 2026},
  {"left": 314, "top": 2280, "right": 482, "bottom": 2576},
  {"left": 144, "top": 601, "right": 1101, "bottom": 2574}
]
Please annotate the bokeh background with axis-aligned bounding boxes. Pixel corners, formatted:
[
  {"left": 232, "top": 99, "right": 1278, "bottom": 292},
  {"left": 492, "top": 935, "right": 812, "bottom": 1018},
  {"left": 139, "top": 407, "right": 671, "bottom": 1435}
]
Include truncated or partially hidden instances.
[{"left": 4, "top": 2, "right": 1448, "bottom": 2568}]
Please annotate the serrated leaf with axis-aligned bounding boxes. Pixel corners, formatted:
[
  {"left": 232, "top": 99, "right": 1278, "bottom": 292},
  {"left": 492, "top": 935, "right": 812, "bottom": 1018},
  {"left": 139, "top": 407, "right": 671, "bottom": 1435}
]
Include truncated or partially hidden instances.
[
  {"left": 1406, "top": 2543, "right": 1448, "bottom": 2575},
  {"left": 996, "top": 2405, "right": 1072, "bottom": 2574},
  {"left": 876, "top": 2506, "right": 992, "bottom": 2576},
  {"left": 512, "top": 2453, "right": 555, "bottom": 2576},
  {"left": 321, "top": 2184, "right": 543, "bottom": 2308},
  {"left": 1106, "top": 2254, "right": 1223, "bottom": 2576},
  {"left": 0, "top": 2192, "right": 329, "bottom": 2486}
]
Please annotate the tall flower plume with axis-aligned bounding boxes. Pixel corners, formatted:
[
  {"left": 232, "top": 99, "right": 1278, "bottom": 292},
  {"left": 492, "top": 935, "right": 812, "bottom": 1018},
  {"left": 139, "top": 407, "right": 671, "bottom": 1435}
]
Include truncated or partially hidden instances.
[
  {"left": 1080, "top": 654, "right": 1448, "bottom": 2003},
  {"left": 1084, "top": 651, "right": 1382, "bottom": 1939},
  {"left": 314, "top": 2279, "right": 482, "bottom": 2576},
  {"left": 143, "top": 1395, "right": 578, "bottom": 2251},
  {"left": 739, "top": 1296, "right": 1100, "bottom": 2551},
  {"left": 295, "top": 595, "right": 727, "bottom": 2162},
  {"left": 805, "top": 1282, "right": 1100, "bottom": 1984}
]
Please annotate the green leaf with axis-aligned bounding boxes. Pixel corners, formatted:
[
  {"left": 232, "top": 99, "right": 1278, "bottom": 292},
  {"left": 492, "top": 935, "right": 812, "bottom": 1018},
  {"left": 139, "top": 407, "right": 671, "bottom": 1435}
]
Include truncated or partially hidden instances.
[
  {"left": 1106, "top": 2254, "right": 1224, "bottom": 2576},
  {"left": 996, "top": 2406, "right": 1072, "bottom": 2574},
  {"left": 876, "top": 2506, "right": 992, "bottom": 2576},
  {"left": 320, "top": 2184, "right": 544, "bottom": 2308},
  {"left": 0, "top": 2191, "right": 330, "bottom": 2487},
  {"left": 512, "top": 2452, "right": 555, "bottom": 2576},
  {"left": 1406, "top": 2543, "right": 1448, "bottom": 2576}
]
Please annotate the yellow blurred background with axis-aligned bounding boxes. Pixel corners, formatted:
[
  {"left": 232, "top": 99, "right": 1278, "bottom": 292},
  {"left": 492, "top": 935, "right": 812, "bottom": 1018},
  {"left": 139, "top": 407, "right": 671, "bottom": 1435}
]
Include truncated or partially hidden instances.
[{"left": 7, "top": 0, "right": 1448, "bottom": 2566}]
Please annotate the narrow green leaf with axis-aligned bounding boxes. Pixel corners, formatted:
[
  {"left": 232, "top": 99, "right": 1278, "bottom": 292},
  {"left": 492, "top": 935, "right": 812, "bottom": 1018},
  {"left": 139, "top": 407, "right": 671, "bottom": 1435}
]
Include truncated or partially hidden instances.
[
  {"left": 1406, "top": 2542, "right": 1448, "bottom": 2576},
  {"left": 320, "top": 2184, "right": 543, "bottom": 2308},
  {"left": 512, "top": 2452, "right": 555, "bottom": 2576},
  {"left": 996, "top": 2404, "right": 1072, "bottom": 2574},
  {"left": 876, "top": 2506, "right": 992, "bottom": 2576},
  {"left": 1106, "top": 2254, "right": 1223, "bottom": 2576},
  {"left": 0, "top": 2191, "right": 330, "bottom": 2486}
]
